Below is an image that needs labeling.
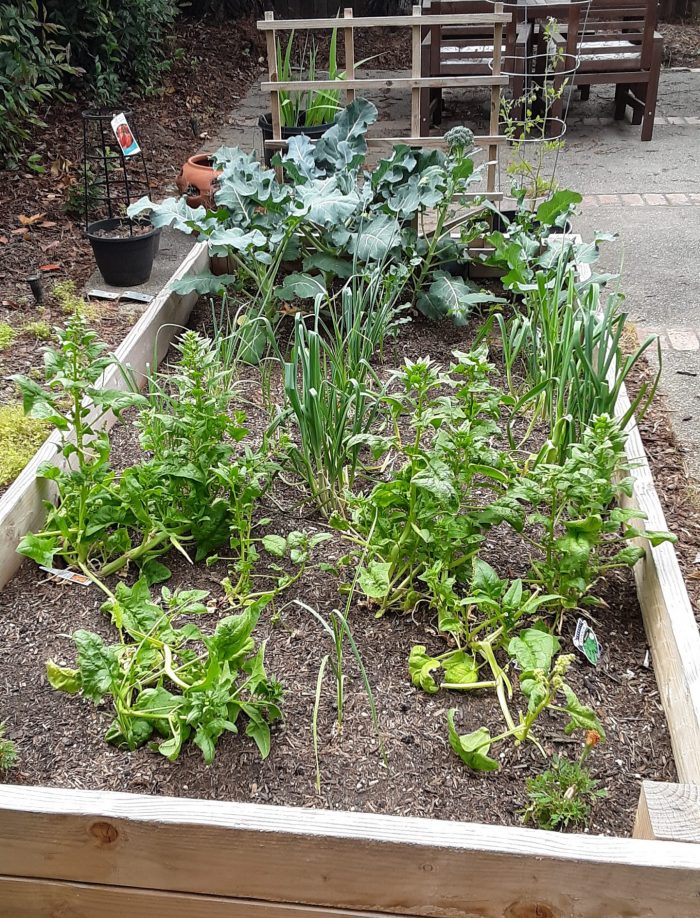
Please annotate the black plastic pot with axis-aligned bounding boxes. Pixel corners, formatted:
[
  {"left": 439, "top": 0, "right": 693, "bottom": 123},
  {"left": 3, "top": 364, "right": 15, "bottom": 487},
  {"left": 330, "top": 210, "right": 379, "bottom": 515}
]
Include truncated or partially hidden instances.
[
  {"left": 86, "top": 218, "right": 161, "bottom": 287},
  {"left": 259, "top": 112, "right": 333, "bottom": 167}
]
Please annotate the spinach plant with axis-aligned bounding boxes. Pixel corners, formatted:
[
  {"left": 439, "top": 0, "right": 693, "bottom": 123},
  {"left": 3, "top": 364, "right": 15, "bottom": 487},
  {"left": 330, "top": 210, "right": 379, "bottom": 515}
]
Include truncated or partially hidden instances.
[
  {"left": 350, "top": 347, "right": 513, "bottom": 615},
  {"left": 47, "top": 580, "right": 282, "bottom": 763},
  {"left": 519, "top": 414, "right": 675, "bottom": 613},
  {"left": 12, "top": 314, "right": 147, "bottom": 575},
  {"left": 14, "top": 322, "right": 275, "bottom": 585},
  {"left": 447, "top": 627, "right": 605, "bottom": 771}
]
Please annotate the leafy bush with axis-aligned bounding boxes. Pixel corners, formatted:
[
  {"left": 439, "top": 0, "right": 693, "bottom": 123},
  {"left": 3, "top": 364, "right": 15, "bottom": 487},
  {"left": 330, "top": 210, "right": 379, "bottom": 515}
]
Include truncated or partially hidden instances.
[
  {"left": 130, "top": 100, "right": 497, "bottom": 327},
  {"left": 0, "top": 322, "right": 16, "bottom": 350},
  {"left": 0, "top": 0, "right": 77, "bottom": 166},
  {"left": 23, "top": 319, "right": 52, "bottom": 341},
  {"left": 522, "top": 733, "right": 607, "bottom": 830},
  {"left": 46, "top": 0, "right": 179, "bottom": 104}
]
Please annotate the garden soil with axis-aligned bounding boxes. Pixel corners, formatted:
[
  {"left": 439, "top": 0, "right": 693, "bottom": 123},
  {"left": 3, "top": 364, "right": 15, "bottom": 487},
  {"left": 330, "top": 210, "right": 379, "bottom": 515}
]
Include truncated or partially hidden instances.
[{"left": 0, "top": 304, "right": 676, "bottom": 837}]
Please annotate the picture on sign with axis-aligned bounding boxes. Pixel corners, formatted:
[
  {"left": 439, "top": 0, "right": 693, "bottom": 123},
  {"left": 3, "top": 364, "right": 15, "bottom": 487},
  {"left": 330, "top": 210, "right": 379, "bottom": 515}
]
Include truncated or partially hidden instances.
[{"left": 111, "top": 112, "right": 141, "bottom": 157}]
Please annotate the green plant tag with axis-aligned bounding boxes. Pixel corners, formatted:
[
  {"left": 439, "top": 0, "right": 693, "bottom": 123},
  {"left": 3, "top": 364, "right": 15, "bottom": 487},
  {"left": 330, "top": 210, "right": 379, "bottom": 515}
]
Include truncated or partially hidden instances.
[{"left": 573, "top": 617, "right": 601, "bottom": 666}]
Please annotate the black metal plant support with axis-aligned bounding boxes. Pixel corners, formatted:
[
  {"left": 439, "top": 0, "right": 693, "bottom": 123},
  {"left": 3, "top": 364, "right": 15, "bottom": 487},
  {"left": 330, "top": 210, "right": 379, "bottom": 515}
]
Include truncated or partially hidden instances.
[{"left": 81, "top": 110, "right": 151, "bottom": 236}]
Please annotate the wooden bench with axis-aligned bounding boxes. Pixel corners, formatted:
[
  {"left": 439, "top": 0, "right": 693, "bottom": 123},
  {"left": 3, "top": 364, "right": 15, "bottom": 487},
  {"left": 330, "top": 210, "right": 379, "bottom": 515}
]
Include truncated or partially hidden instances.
[
  {"left": 544, "top": 0, "right": 663, "bottom": 140},
  {"left": 420, "top": 0, "right": 533, "bottom": 133}
]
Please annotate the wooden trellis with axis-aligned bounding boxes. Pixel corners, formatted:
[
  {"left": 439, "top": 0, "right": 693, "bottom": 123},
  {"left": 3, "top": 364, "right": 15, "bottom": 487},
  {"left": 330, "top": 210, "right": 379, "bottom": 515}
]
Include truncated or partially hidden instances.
[{"left": 257, "top": 5, "right": 509, "bottom": 198}]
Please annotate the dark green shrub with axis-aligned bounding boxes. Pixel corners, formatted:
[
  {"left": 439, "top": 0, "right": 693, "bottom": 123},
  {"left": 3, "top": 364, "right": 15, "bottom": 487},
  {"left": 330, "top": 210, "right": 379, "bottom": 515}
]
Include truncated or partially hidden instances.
[
  {"left": 46, "top": 0, "right": 180, "bottom": 104},
  {"left": 0, "top": 0, "right": 77, "bottom": 166}
]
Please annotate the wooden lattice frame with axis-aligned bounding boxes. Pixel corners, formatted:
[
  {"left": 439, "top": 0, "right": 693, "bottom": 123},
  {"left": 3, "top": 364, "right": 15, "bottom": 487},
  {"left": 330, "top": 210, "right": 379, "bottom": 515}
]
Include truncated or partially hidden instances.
[{"left": 257, "top": 5, "right": 509, "bottom": 198}]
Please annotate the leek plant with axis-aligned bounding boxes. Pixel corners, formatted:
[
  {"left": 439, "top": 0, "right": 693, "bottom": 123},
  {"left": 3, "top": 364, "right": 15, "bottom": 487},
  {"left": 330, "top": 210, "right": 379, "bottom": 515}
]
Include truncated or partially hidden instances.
[
  {"left": 276, "top": 28, "right": 343, "bottom": 128},
  {"left": 270, "top": 266, "right": 405, "bottom": 515},
  {"left": 274, "top": 304, "right": 385, "bottom": 516},
  {"left": 495, "top": 258, "right": 660, "bottom": 460}
]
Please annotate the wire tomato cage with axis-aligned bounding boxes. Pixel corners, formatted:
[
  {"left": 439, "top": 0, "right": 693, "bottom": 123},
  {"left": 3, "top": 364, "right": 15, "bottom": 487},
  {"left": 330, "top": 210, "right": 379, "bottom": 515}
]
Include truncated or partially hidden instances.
[{"left": 81, "top": 109, "right": 152, "bottom": 236}]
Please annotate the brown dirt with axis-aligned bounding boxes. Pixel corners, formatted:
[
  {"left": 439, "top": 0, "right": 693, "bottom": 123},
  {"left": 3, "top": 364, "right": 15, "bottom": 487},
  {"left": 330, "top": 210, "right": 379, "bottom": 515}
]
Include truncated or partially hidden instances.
[
  {"left": 88, "top": 222, "right": 156, "bottom": 239},
  {"left": 0, "top": 301, "right": 676, "bottom": 837},
  {"left": 660, "top": 21, "right": 700, "bottom": 68}
]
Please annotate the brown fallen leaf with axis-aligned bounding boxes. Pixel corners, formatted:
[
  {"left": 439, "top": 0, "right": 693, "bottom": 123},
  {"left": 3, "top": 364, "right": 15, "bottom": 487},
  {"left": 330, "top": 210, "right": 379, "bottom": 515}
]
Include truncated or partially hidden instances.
[
  {"left": 38, "top": 221, "right": 58, "bottom": 228},
  {"left": 18, "top": 212, "right": 46, "bottom": 226},
  {"left": 39, "top": 263, "right": 62, "bottom": 272},
  {"left": 11, "top": 228, "right": 29, "bottom": 236},
  {"left": 50, "top": 157, "right": 72, "bottom": 177},
  {"left": 0, "top": 236, "right": 8, "bottom": 244}
]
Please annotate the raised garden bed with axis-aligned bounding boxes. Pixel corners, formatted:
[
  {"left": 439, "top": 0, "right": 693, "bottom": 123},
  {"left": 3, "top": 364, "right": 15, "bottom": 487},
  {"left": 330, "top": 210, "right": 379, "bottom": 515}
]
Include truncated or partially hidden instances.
[
  {"left": 0, "top": 304, "right": 677, "bottom": 834},
  {"left": 1, "top": 96, "right": 700, "bottom": 916}
]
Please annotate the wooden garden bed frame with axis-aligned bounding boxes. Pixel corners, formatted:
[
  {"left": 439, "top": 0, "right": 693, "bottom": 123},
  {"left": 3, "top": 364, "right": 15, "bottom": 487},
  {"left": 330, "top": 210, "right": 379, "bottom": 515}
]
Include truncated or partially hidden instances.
[
  {"left": 0, "top": 228, "right": 699, "bottom": 911},
  {"left": 257, "top": 6, "right": 508, "bottom": 198}
]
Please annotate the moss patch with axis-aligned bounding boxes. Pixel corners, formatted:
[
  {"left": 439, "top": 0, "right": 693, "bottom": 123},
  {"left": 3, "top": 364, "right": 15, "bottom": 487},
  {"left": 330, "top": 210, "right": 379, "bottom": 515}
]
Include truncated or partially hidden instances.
[
  {"left": 52, "top": 280, "right": 98, "bottom": 321},
  {"left": 0, "top": 323, "right": 17, "bottom": 351},
  {"left": 23, "top": 319, "right": 52, "bottom": 341},
  {"left": 0, "top": 403, "right": 49, "bottom": 487}
]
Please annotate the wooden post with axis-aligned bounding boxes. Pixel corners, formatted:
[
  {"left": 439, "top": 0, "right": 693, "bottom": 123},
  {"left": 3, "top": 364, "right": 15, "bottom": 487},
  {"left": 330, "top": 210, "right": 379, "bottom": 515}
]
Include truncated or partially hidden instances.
[
  {"left": 411, "top": 5, "right": 422, "bottom": 138},
  {"left": 344, "top": 8, "right": 355, "bottom": 105},
  {"left": 488, "top": 3, "right": 503, "bottom": 195},
  {"left": 264, "top": 10, "right": 283, "bottom": 179},
  {"left": 634, "top": 782, "right": 700, "bottom": 843}
]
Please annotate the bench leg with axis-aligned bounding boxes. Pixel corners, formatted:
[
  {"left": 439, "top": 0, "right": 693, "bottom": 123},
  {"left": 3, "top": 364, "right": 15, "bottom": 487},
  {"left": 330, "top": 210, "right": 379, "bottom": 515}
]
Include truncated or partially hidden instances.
[
  {"left": 614, "top": 84, "right": 629, "bottom": 121},
  {"left": 420, "top": 86, "right": 430, "bottom": 135},
  {"left": 641, "top": 40, "right": 662, "bottom": 141},
  {"left": 432, "top": 88, "right": 443, "bottom": 125},
  {"left": 580, "top": 85, "right": 590, "bottom": 101}
]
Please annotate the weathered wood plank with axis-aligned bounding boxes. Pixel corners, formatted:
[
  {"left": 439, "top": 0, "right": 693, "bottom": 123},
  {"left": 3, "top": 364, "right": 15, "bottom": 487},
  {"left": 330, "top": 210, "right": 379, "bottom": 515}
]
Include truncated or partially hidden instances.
[
  {"left": 634, "top": 782, "right": 700, "bottom": 843},
  {"left": 613, "top": 378, "right": 700, "bottom": 784},
  {"left": 260, "top": 75, "right": 509, "bottom": 91},
  {"left": 1, "top": 785, "right": 700, "bottom": 918},
  {"left": 263, "top": 135, "right": 506, "bottom": 148},
  {"left": 0, "top": 876, "right": 398, "bottom": 918},
  {"left": 257, "top": 14, "right": 511, "bottom": 29}
]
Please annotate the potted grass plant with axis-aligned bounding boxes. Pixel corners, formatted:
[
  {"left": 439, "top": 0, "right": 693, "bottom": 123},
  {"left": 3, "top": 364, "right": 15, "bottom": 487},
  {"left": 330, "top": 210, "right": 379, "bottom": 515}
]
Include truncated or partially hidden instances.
[{"left": 259, "top": 27, "right": 347, "bottom": 165}]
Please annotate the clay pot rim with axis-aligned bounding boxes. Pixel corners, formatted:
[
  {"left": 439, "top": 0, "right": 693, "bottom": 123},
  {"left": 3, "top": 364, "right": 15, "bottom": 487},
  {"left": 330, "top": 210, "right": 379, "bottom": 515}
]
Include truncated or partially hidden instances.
[{"left": 186, "top": 153, "right": 222, "bottom": 173}]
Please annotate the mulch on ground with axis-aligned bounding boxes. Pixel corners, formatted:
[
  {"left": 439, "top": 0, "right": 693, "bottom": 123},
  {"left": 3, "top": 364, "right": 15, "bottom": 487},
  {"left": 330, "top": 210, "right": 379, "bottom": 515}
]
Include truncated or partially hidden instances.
[
  {"left": 660, "top": 21, "right": 700, "bottom": 69},
  {"left": 0, "top": 300, "right": 675, "bottom": 836}
]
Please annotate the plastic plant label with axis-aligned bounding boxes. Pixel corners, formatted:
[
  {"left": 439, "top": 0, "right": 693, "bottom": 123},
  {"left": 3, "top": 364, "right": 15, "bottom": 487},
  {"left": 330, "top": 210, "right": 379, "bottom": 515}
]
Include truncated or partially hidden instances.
[
  {"left": 573, "top": 617, "right": 601, "bottom": 666},
  {"left": 87, "top": 289, "right": 120, "bottom": 300},
  {"left": 122, "top": 290, "right": 153, "bottom": 303},
  {"left": 40, "top": 566, "right": 92, "bottom": 586},
  {"left": 111, "top": 113, "right": 141, "bottom": 157}
]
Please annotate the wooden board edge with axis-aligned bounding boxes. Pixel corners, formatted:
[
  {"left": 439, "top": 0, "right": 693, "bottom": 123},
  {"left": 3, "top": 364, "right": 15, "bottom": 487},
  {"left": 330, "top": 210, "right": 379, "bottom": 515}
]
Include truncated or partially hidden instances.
[
  {"left": 0, "top": 240, "right": 208, "bottom": 591},
  {"left": 256, "top": 13, "right": 512, "bottom": 30},
  {"left": 614, "top": 380, "right": 700, "bottom": 784},
  {"left": 634, "top": 781, "right": 700, "bottom": 843},
  {"left": 0, "top": 875, "right": 402, "bottom": 918},
  {"left": 1, "top": 784, "right": 700, "bottom": 918}
]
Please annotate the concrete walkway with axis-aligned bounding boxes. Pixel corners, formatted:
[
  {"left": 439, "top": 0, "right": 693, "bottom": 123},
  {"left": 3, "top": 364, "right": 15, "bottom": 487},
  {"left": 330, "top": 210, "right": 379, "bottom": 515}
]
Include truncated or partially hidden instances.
[
  {"left": 209, "top": 68, "right": 700, "bottom": 480},
  {"left": 555, "top": 73, "right": 700, "bottom": 482}
]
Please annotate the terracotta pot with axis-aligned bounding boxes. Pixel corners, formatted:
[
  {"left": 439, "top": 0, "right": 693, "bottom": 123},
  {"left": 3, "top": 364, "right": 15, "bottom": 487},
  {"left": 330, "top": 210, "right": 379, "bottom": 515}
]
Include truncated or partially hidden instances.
[{"left": 176, "top": 154, "right": 222, "bottom": 208}]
